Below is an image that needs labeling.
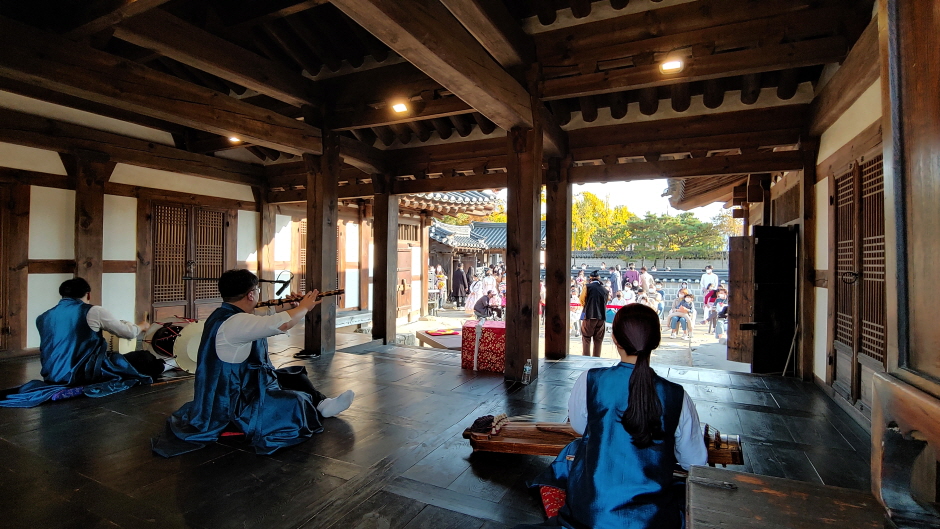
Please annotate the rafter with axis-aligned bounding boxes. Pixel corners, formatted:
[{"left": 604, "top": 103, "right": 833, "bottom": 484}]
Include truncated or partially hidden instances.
[
  {"left": 113, "top": 10, "right": 316, "bottom": 108},
  {"left": 0, "top": 15, "right": 323, "bottom": 155},
  {"left": 0, "top": 107, "right": 262, "bottom": 186}
]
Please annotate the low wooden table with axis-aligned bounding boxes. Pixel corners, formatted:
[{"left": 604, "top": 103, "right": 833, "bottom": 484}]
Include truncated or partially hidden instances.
[
  {"left": 415, "top": 329, "right": 462, "bottom": 350},
  {"left": 686, "top": 466, "right": 884, "bottom": 529}
]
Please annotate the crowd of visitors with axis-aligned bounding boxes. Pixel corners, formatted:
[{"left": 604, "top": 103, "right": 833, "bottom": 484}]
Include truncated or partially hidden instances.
[
  {"left": 568, "top": 263, "right": 730, "bottom": 354},
  {"left": 434, "top": 261, "right": 730, "bottom": 356}
]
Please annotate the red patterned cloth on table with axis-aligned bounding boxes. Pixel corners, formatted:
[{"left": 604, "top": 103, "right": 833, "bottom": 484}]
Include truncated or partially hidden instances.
[
  {"left": 426, "top": 329, "right": 460, "bottom": 336},
  {"left": 460, "top": 320, "right": 506, "bottom": 373},
  {"left": 539, "top": 486, "right": 566, "bottom": 518}
]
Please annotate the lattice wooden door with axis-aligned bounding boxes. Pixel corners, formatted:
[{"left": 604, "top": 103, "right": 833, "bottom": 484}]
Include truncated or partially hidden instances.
[
  {"left": 152, "top": 203, "right": 189, "bottom": 322},
  {"left": 192, "top": 208, "right": 226, "bottom": 320},
  {"left": 830, "top": 150, "right": 886, "bottom": 414},
  {"left": 151, "top": 204, "right": 229, "bottom": 321}
]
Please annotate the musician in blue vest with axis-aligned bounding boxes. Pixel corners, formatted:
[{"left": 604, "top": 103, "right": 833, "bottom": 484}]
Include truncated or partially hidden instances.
[
  {"left": 516, "top": 303, "right": 707, "bottom": 529},
  {"left": 152, "top": 269, "right": 354, "bottom": 457},
  {"left": 0, "top": 277, "right": 156, "bottom": 408}
]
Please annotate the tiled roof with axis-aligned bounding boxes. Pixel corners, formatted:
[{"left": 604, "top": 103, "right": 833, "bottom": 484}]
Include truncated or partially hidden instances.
[
  {"left": 429, "top": 220, "right": 488, "bottom": 250},
  {"left": 410, "top": 190, "right": 496, "bottom": 205},
  {"left": 470, "top": 221, "right": 547, "bottom": 249}
]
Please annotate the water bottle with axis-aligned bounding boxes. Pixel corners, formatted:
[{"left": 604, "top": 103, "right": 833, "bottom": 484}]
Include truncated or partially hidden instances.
[{"left": 522, "top": 359, "right": 532, "bottom": 385}]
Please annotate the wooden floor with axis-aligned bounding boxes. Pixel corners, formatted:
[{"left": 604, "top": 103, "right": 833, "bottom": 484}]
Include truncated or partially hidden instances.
[{"left": 0, "top": 332, "right": 872, "bottom": 529}]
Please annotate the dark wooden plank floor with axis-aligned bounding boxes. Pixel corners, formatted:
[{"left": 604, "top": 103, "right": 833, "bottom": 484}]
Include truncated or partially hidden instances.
[{"left": 0, "top": 333, "right": 871, "bottom": 529}]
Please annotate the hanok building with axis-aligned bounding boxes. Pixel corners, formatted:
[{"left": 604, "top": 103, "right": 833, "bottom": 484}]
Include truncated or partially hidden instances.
[{"left": 0, "top": 1, "right": 937, "bottom": 527}]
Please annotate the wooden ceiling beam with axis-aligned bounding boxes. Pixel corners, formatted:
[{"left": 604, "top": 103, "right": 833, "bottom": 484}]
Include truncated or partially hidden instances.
[
  {"left": 543, "top": 36, "right": 846, "bottom": 100},
  {"left": 332, "top": 96, "right": 474, "bottom": 131},
  {"left": 332, "top": 0, "right": 533, "bottom": 130},
  {"left": 63, "top": 0, "right": 171, "bottom": 39},
  {"left": 394, "top": 173, "right": 507, "bottom": 194},
  {"left": 536, "top": 0, "right": 841, "bottom": 62},
  {"left": 570, "top": 129, "right": 803, "bottom": 162},
  {"left": 810, "top": 18, "right": 879, "bottom": 137},
  {"left": 217, "top": 0, "right": 331, "bottom": 29},
  {"left": 338, "top": 135, "right": 388, "bottom": 174},
  {"left": 439, "top": 0, "right": 535, "bottom": 70},
  {"left": 113, "top": 10, "right": 317, "bottom": 108},
  {"left": 569, "top": 105, "right": 810, "bottom": 148},
  {"left": 0, "top": 15, "right": 323, "bottom": 155},
  {"left": 0, "top": 107, "right": 263, "bottom": 186},
  {"left": 568, "top": 151, "right": 804, "bottom": 184},
  {"left": 0, "top": 76, "right": 189, "bottom": 135}
]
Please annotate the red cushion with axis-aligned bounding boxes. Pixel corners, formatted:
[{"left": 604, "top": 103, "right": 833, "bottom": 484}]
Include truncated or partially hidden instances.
[{"left": 539, "top": 486, "right": 566, "bottom": 518}]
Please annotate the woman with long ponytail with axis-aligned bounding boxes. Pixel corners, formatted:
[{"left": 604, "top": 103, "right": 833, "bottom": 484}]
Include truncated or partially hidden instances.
[{"left": 516, "top": 304, "right": 707, "bottom": 529}]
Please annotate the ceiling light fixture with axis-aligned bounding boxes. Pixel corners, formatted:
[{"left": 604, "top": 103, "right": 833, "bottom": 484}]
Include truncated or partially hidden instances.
[
  {"left": 228, "top": 137, "right": 241, "bottom": 143},
  {"left": 660, "top": 59, "right": 684, "bottom": 74},
  {"left": 392, "top": 102, "right": 409, "bottom": 113}
]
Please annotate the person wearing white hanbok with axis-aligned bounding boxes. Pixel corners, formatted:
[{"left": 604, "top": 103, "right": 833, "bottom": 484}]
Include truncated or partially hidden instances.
[{"left": 464, "top": 274, "right": 483, "bottom": 315}]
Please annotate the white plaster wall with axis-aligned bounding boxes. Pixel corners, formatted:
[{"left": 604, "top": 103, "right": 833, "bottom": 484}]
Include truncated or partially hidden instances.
[
  {"left": 29, "top": 186, "right": 75, "bottom": 259},
  {"left": 0, "top": 141, "right": 67, "bottom": 174},
  {"left": 103, "top": 194, "right": 137, "bottom": 261},
  {"left": 237, "top": 210, "right": 260, "bottom": 263},
  {"left": 344, "top": 223, "right": 360, "bottom": 308},
  {"left": 815, "top": 178, "right": 829, "bottom": 270},
  {"left": 101, "top": 273, "right": 136, "bottom": 323},
  {"left": 0, "top": 90, "right": 173, "bottom": 145},
  {"left": 817, "top": 80, "right": 882, "bottom": 163},
  {"left": 274, "top": 215, "right": 292, "bottom": 262},
  {"left": 110, "top": 164, "right": 255, "bottom": 202},
  {"left": 814, "top": 287, "right": 829, "bottom": 380},
  {"left": 27, "top": 273, "right": 72, "bottom": 348}
]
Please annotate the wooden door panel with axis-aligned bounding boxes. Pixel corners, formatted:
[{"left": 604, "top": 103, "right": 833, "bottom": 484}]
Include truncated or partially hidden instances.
[
  {"left": 152, "top": 204, "right": 189, "bottom": 314},
  {"left": 727, "top": 236, "right": 754, "bottom": 363},
  {"left": 751, "top": 226, "right": 797, "bottom": 374},
  {"left": 832, "top": 164, "right": 858, "bottom": 399}
]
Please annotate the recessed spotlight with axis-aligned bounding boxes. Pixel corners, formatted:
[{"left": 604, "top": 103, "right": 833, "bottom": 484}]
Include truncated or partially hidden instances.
[
  {"left": 392, "top": 102, "right": 409, "bottom": 113},
  {"left": 228, "top": 137, "right": 241, "bottom": 143},
  {"left": 660, "top": 59, "right": 684, "bottom": 74}
]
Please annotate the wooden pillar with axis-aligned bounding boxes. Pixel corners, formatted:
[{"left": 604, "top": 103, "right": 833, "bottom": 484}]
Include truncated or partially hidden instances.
[
  {"left": 419, "top": 211, "right": 430, "bottom": 317},
  {"left": 358, "top": 201, "right": 372, "bottom": 311},
  {"left": 799, "top": 141, "right": 819, "bottom": 380},
  {"left": 4, "top": 184, "right": 29, "bottom": 352},
  {"left": 372, "top": 174, "right": 398, "bottom": 343},
  {"left": 544, "top": 157, "right": 572, "bottom": 360},
  {"left": 62, "top": 155, "right": 115, "bottom": 306},
  {"left": 257, "top": 198, "right": 276, "bottom": 313},
  {"left": 302, "top": 130, "right": 339, "bottom": 357},
  {"left": 505, "top": 120, "right": 543, "bottom": 381}
]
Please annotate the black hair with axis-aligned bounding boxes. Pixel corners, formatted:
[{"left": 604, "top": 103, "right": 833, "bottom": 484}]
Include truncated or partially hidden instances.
[
  {"left": 218, "top": 269, "right": 259, "bottom": 302},
  {"left": 611, "top": 304, "right": 664, "bottom": 448},
  {"left": 59, "top": 277, "right": 91, "bottom": 299}
]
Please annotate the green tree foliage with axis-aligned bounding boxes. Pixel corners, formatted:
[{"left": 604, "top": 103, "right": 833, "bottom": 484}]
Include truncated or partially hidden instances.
[
  {"left": 571, "top": 195, "right": 727, "bottom": 259},
  {"left": 440, "top": 213, "right": 473, "bottom": 226}
]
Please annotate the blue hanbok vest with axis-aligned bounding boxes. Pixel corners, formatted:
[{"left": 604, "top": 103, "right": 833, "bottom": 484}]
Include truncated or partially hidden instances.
[
  {"left": 151, "top": 303, "right": 324, "bottom": 457},
  {"left": 530, "top": 362, "right": 685, "bottom": 529},
  {"left": 0, "top": 298, "right": 151, "bottom": 408}
]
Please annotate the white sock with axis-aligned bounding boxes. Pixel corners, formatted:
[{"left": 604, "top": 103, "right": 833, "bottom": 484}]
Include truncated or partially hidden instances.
[{"left": 317, "top": 390, "right": 355, "bottom": 418}]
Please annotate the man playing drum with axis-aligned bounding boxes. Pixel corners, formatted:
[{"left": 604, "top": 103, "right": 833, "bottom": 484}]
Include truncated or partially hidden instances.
[{"left": 152, "top": 269, "right": 354, "bottom": 457}]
